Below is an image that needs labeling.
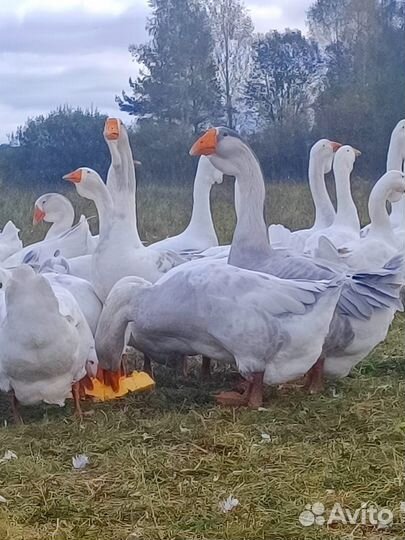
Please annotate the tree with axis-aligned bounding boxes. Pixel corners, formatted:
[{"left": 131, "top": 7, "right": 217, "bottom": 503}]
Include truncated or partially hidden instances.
[
  {"left": 117, "top": 0, "right": 221, "bottom": 134},
  {"left": 309, "top": 0, "right": 405, "bottom": 177},
  {"left": 246, "top": 30, "right": 322, "bottom": 126},
  {"left": 0, "top": 106, "right": 110, "bottom": 189},
  {"left": 208, "top": 0, "right": 254, "bottom": 129}
]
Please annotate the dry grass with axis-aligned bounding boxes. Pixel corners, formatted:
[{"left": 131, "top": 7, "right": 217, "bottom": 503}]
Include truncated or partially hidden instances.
[
  {"left": 0, "top": 179, "right": 403, "bottom": 540},
  {"left": 0, "top": 175, "right": 370, "bottom": 246}
]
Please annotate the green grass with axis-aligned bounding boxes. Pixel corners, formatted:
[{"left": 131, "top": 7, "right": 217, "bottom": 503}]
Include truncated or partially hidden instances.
[
  {"left": 0, "top": 180, "right": 403, "bottom": 539},
  {"left": 0, "top": 175, "right": 370, "bottom": 246}
]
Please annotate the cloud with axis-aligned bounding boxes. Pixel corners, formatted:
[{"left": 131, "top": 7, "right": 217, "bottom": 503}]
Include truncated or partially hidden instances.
[
  {"left": 0, "top": 6, "right": 148, "bottom": 56},
  {"left": 0, "top": 3, "right": 147, "bottom": 141},
  {"left": 248, "top": 0, "right": 313, "bottom": 33},
  {"left": 0, "top": 0, "right": 314, "bottom": 142}
]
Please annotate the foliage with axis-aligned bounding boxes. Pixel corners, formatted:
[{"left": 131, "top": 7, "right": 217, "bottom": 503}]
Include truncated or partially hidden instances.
[
  {"left": 246, "top": 30, "right": 322, "bottom": 126},
  {"left": 309, "top": 0, "right": 405, "bottom": 178},
  {"left": 1, "top": 0, "right": 405, "bottom": 185},
  {"left": 208, "top": 0, "right": 254, "bottom": 129},
  {"left": 0, "top": 106, "right": 110, "bottom": 190},
  {"left": 129, "top": 120, "right": 196, "bottom": 185},
  {"left": 117, "top": 0, "right": 221, "bottom": 134}
]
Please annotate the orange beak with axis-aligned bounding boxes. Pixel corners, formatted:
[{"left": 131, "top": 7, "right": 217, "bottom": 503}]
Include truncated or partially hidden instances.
[
  {"left": 104, "top": 118, "right": 120, "bottom": 141},
  {"left": 190, "top": 128, "right": 218, "bottom": 156},
  {"left": 63, "top": 169, "right": 82, "bottom": 183},
  {"left": 330, "top": 141, "right": 342, "bottom": 152},
  {"left": 33, "top": 206, "right": 45, "bottom": 225}
]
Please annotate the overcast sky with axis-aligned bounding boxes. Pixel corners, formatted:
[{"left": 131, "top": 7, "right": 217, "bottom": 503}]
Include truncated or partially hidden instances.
[{"left": 0, "top": 0, "right": 312, "bottom": 142}]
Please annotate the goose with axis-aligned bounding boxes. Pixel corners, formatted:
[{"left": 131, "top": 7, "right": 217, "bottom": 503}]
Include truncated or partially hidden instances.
[
  {"left": 33, "top": 192, "right": 100, "bottom": 250},
  {"left": 151, "top": 156, "right": 223, "bottom": 254},
  {"left": 63, "top": 120, "right": 185, "bottom": 303},
  {"left": 387, "top": 119, "right": 405, "bottom": 232},
  {"left": 94, "top": 127, "right": 344, "bottom": 406},
  {"left": 0, "top": 260, "right": 102, "bottom": 336},
  {"left": 308, "top": 170, "right": 405, "bottom": 384},
  {"left": 33, "top": 193, "right": 75, "bottom": 239},
  {"left": 268, "top": 139, "right": 341, "bottom": 251},
  {"left": 188, "top": 127, "right": 404, "bottom": 393},
  {"left": 0, "top": 221, "right": 22, "bottom": 262},
  {"left": 103, "top": 117, "right": 141, "bottom": 244},
  {"left": 360, "top": 119, "right": 405, "bottom": 239},
  {"left": 331, "top": 171, "right": 405, "bottom": 269},
  {"left": 304, "top": 145, "right": 361, "bottom": 255},
  {"left": 0, "top": 265, "right": 97, "bottom": 422},
  {"left": 3, "top": 216, "right": 94, "bottom": 267}
]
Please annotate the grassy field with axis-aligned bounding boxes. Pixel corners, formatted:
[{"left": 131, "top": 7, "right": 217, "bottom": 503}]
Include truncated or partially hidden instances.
[{"left": 0, "top": 179, "right": 403, "bottom": 539}]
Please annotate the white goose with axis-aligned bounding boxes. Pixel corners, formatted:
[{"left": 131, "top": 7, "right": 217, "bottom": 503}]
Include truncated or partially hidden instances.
[
  {"left": 33, "top": 193, "right": 75, "bottom": 239},
  {"left": 0, "top": 265, "right": 97, "bottom": 422},
  {"left": 310, "top": 170, "right": 405, "bottom": 382},
  {"left": 63, "top": 118, "right": 185, "bottom": 303},
  {"left": 361, "top": 119, "right": 405, "bottom": 239},
  {"left": 63, "top": 167, "right": 184, "bottom": 302},
  {"left": 387, "top": 119, "right": 405, "bottom": 233},
  {"left": 0, "top": 260, "right": 102, "bottom": 336},
  {"left": 151, "top": 156, "right": 223, "bottom": 253},
  {"left": 94, "top": 128, "right": 343, "bottom": 406},
  {"left": 268, "top": 139, "right": 341, "bottom": 251},
  {"left": 304, "top": 145, "right": 361, "bottom": 254},
  {"left": 3, "top": 216, "right": 94, "bottom": 267},
  {"left": 333, "top": 171, "right": 405, "bottom": 269},
  {"left": 33, "top": 192, "right": 100, "bottom": 251}
]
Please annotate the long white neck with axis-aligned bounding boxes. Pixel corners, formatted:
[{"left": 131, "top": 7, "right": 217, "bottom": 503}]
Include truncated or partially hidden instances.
[
  {"left": 225, "top": 146, "right": 271, "bottom": 266},
  {"left": 309, "top": 155, "right": 335, "bottom": 229},
  {"left": 368, "top": 179, "right": 396, "bottom": 243},
  {"left": 333, "top": 163, "right": 360, "bottom": 232},
  {"left": 46, "top": 207, "right": 75, "bottom": 239},
  {"left": 106, "top": 134, "right": 142, "bottom": 247},
  {"left": 86, "top": 179, "right": 114, "bottom": 239},
  {"left": 387, "top": 136, "right": 405, "bottom": 229},
  {"left": 184, "top": 171, "right": 217, "bottom": 243}
]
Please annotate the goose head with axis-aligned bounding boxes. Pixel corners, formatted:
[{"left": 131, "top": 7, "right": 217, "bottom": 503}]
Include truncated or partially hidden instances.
[
  {"left": 104, "top": 117, "right": 121, "bottom": 141},
  {"left": 190, "top": 127, "right": 256, "bottom": 177},
  {"left": 310, "top": 139, "right": 342, "bottom": 174},
  {"left": 104, "top": 117, "right": 131, "bottom": 147},
  {"left": 62, "top": 167, "right": 103, "bottom": 200},
  {"left": 383, "top": 170, "right": 405, "bottom": 203},
  {"left": 333, "top": 145, "right": 361, "bottom": 176},
  {"left": 33, "top": 193, "right": 74, "bottom": 226}
]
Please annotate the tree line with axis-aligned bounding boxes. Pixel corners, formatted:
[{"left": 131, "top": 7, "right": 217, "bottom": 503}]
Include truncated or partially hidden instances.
[{"left": 1, "top": 0, "right": 404, "bottom": 190}]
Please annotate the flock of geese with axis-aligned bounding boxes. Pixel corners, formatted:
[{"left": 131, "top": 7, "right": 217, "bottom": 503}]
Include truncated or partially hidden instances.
[{"left": 0, "top": 118, "right": 404, "bottom": 420}]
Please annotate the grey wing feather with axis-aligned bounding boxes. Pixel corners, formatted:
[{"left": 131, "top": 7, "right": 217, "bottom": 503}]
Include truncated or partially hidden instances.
[
  {"left": 156, "top": 250, "right": 186, "bottom": 273},
  {"left": 338, "top": 256, "right": 404, "bottom": 320}
]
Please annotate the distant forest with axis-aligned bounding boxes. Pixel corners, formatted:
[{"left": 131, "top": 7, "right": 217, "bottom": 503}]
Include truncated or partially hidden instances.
[{"left": 1, "top": 0, "right": 404, "bottom": 190}]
